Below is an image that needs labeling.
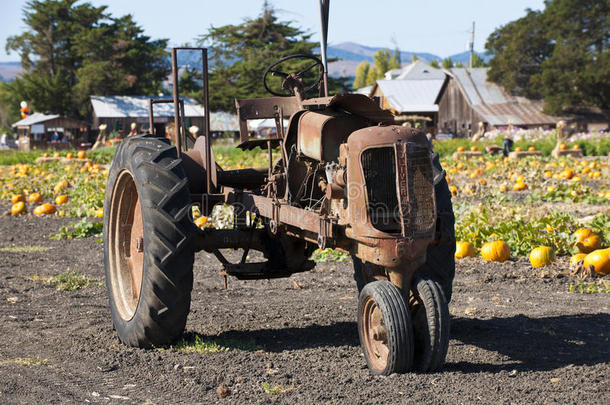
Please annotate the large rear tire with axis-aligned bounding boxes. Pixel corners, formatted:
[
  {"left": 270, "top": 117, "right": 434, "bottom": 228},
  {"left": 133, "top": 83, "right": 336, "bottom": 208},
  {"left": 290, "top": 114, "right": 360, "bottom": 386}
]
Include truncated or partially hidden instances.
[
  {"left": 358, "top": 280, "right": 414, "bottom": 375},
  {"left": 104, "top": 135, "right": 195, "bottom": 347}
]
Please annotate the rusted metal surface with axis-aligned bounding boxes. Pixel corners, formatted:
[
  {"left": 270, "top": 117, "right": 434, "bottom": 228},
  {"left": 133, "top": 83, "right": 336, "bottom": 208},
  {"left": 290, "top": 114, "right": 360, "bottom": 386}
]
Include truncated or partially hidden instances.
[
  {"left": 297, "top": 111, "right": 368, "bottom": 162},
  {"left": 361, "top": 295, "right": 389, "bottom": 372},
  {"left": 108, "top": 170, "right": 144, "bottom": 321},
  {"left": 235, "top": 97, "right": 301, "bottom": 143}
]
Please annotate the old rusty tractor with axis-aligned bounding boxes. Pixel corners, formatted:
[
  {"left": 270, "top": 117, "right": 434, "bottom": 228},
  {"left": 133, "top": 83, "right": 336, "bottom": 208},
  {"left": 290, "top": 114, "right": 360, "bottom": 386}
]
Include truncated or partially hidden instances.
[{"left": 103, "top": 3, "right": 455, "bottom": 375}]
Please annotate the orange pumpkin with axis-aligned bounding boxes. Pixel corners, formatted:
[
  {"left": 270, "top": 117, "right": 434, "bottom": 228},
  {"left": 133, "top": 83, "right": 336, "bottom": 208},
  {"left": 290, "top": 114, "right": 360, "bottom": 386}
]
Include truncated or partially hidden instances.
[
  {"left": 11, "top": 201, "right": 26, "bottom": 215},
  {"left": 28, "top": 192, "right": 43, "bottom": 203},
  {"left": 77, "top": 150, "right": 86, "bottom": 159},
  {"left": 455, "top": 241, "right": 476, "bottom": 259},
  {"left": 457, "top": 146, "right": 465, "bottom": 152},
  {"left": 55, "top": 195, "right": 68, "bottom": 205},
  {"left": 528, "top": 146, "right": 536, "bottom": 152},
  {"left": 569, "top": 253, "right": 587, "bottom": 268},
  {"left": 96, "top": 207, "right": 104, "bottom": 218},
  {"left": 583, "top": 249, "right": 610, "bottom": 275},
  {"left": 194, "top": 216, "right": 209, "bottom": 228},
  {"left": 481, "top": 240, "right": 510, "bottom": 262},
  {"left": 33, "top": 203, "right": 56, "bottom": 216},
  {"left": 11, "top": 194, "right": 26, "bottom": 204},
  {"left": 573, "top": 228, "right": 602, "bottom": 254},
  {"left": 514, "top": 146, "right": 522, "bottom": 152},
  {"left": 529, "top": 246, "right": 554, "bottom": 268}
]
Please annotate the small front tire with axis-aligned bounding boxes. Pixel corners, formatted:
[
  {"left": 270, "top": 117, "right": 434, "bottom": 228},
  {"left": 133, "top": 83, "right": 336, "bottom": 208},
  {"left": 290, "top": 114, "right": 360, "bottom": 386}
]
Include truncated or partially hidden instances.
[{"left": 358, "top": 280, "right": 414, "bottom": 375}]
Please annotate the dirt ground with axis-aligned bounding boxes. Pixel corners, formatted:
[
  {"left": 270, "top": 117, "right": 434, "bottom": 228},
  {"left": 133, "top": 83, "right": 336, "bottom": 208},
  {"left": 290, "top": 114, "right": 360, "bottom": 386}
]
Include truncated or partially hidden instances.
[{"left": 0, "top": 207, "right": 608, "bottom": 404}]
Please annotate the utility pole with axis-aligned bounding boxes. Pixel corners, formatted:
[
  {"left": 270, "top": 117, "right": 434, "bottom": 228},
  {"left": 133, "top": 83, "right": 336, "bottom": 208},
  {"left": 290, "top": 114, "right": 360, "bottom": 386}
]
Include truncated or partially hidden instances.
[{"left": 468, "top": 21, "right": 475, "bottom": 69}]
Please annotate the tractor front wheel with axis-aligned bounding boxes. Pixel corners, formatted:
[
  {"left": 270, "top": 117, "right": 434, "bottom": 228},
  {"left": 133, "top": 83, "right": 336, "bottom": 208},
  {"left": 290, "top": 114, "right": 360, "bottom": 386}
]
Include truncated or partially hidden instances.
[
  {"left": 358, "top": 280, "right": 414, "bottom": 375},
  {"left": 104, "top": 135, "right": 195, "bottom": 347}
]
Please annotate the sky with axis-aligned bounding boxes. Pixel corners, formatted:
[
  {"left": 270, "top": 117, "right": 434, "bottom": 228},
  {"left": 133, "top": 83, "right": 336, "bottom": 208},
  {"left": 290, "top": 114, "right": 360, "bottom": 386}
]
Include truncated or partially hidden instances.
[{"left": 0, "top": 0, "right": 547, "bottom": 63}]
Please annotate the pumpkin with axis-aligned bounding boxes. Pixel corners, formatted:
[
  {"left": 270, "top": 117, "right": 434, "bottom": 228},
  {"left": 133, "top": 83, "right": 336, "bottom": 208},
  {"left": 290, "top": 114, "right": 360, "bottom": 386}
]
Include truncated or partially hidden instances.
[
  {"left": 65, "top": 152, "right": 74, "bottom": 159},
  {"left": 559, "top": 143, "right": 567, "bottom": 151},
  {"left": 583, "top": 249, "right": 610, "bottom": 275},
  {"left": 96, "top": 207, "right": 104, "bottom": 218},
  {"left": 52, "top": 152, "right": 60, "bottom": 158},
  {"left": 513, "top": 181, "right": 527, "bottom": 191},
  {"left": 569, "top": 253, "right": 587, "bottom": 267},
  {"left": 514, "top": 146, "right": 522, "bottom": 152},
  {"left": 528, "top": 146, "right": 536, "bottom": 152},
  {"left": 55, "top": 195, "right": 68, "bottom": 205},
  {"left": 11, "top": 201, "right": 26, "bottom": 215},
  {"left": 42, "top": 152, "right": 49, "bottom": 158},
  {"left": 54, "top": 179, "right": 69, "bottom": 194},
  {"left": 572, "top": 144, "right": 580, "bottom": 150},
  {"left": 194, "top": 216, "right": 208, "bottom": 228},
  {"left": 77, "top": 150, "right": 86, "bottom": 159},
  {"left": 481, "top": 240, "right": 510, "bottom": 262},
  {"left": 11, "top": 194, "right": 25, "bottom": 204},
  {"left": 455, "top": 241, "right": 476, "bottom": 259},
  {"left": 529, "top": 246, "right": 554, "bottom": 268},
  {"left": 457, "top": 146, "right": 465, "bottom": 152},
  {"left": 470, "top": 146, "right": 478, "bottom": 152},
  {"left": 28, "top": 192, "right": 43, "bottom": 203},
  {"left": 33, "top": 203, "right": 56, "bottom": 216},
  {"left": 573, "top": 228, "right": 602, "bottom": 254}
]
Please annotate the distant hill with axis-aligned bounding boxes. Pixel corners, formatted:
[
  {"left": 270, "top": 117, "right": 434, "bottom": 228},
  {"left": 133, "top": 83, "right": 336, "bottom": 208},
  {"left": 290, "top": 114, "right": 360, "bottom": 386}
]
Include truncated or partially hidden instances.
[
  {"left": 0, "top": 62, "right": 22, "bottom": 82},
  {"left": 326, "top": 42, "right": 491, "bottom": 78}
]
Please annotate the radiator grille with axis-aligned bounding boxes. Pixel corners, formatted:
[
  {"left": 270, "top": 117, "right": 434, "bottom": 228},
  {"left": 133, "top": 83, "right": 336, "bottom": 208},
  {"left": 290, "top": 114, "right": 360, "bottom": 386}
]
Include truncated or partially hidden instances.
[
  {"left": 405, "top": 143, "right": 436, "bottom": 239},
  {"left": 361, "top": 147, "right": 401, "bottom": 232},
  {"left": 361, "top": 144, "right": 436, "bottom": 237}
]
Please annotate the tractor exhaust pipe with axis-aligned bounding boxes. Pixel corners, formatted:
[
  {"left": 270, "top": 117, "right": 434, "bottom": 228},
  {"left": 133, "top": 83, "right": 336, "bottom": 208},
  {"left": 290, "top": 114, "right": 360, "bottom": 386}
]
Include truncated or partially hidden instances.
[{"left": 318, "top": 0, "right": 330, "bottom": 97}]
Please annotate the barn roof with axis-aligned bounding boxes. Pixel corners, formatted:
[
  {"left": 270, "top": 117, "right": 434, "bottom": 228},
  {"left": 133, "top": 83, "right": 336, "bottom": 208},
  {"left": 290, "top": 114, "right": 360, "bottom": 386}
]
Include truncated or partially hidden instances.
[
  {"left": 448, "top": 68, "right": 559, "bottom": 126},
  {"left": 396, "top": 60, "right": 446, "bottom": 80},
  {"left": 12, "top": 112, "right": 60, "bottom": 127},
  {"left": 375, "top": 79, "right": 446, "bottom": 113},
  {"left": 91, "top": 96, "right": 205, "bottom": 118}
]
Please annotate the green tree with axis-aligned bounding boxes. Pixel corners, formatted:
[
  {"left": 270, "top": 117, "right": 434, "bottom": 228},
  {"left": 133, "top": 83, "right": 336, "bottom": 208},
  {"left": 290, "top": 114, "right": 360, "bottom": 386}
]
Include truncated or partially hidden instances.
[
  {"left": 411, "top": 54, "right": 419, "bottom": 63},
  {"left": 471, "top": 53, "right": 487, "bottom": 68},
  {"left": 366, "top": 66, "right": 380, "bottom": 86},
  {"left": 391, "top": 47, "right": 401, "bottom": 69},
  {"left": 442, "top": 57, "right": 454, "bottom": 69},
  {"left": 5, "top": 0, "right": 169, "bottom": 119},
  {"left": 486, "top": 0, "right": 609, "bottom": 113},
  {"left": 197, "top": 2, "right": 348, "bottom": 111},
  {"left": 353, "top": 61, "right": 370, "bottom": 89},
  {"left": 430, "top": 59, "right": 440, "bottom": 69}
]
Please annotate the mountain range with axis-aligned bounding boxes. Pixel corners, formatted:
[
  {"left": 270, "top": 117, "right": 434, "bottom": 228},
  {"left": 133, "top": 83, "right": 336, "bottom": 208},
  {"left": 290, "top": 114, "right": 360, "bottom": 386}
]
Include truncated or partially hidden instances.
[{"left": 0, "top": 42, "right": 492, "bottom": 82}]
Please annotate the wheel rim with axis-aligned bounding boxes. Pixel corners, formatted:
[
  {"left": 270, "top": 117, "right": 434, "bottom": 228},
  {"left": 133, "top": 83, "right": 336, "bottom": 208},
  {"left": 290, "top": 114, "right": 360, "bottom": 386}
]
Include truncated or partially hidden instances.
[
  {"left": 108, "top": 170, "right": 144, "bottom": 321},
  {"left": 362, "top": 296, "right": 389, "bottom": 371}
]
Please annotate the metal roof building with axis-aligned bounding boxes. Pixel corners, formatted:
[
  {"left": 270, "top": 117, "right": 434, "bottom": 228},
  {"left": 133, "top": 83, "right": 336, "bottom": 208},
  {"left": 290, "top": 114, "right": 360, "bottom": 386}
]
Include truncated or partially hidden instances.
[
  {"left": 90, "top": 95, "right": 206, "bottom": 135},
  {"left": 11, "top": 112, "right": 89, "bottom": 150},
  {"left": 374, "top": 79, "right": 445, "bottom": 113}
]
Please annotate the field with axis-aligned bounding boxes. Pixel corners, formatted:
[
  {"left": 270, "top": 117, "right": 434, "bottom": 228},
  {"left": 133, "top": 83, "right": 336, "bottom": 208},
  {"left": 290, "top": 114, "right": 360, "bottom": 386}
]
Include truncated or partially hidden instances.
[{"left": 0, "top": 139, "right": 609, "bottom": 403}]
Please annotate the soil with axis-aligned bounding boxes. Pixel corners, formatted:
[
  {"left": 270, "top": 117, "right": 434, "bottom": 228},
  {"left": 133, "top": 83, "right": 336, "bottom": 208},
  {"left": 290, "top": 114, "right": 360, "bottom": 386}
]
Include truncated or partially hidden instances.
[{"left": 0, "top": 205, "right": 608, "bottom": 404}]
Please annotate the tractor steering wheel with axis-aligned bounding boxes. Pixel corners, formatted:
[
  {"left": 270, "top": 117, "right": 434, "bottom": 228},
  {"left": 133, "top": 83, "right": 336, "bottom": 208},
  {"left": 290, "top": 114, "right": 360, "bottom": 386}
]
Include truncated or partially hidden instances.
[{"left": 263, "top": 54, "right": 324, "bottom": 97}]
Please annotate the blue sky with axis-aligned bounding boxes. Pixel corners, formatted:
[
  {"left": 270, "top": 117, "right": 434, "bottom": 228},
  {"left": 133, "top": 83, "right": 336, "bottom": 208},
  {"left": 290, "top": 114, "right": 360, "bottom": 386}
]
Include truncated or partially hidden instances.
[{"left": 0, "top": 0, "right": 546, "bottom": 62}]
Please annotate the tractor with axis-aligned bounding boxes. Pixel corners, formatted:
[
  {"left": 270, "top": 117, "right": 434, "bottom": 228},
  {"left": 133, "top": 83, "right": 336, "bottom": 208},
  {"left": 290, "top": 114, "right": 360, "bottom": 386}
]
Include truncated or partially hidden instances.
[{"left": 103, "top": 3, "right": 455, "bottom": 375}]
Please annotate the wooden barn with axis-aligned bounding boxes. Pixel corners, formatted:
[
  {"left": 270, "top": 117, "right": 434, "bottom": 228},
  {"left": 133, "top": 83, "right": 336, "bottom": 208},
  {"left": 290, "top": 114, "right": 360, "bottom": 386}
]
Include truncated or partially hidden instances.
[
  {"left": 437, "top": 68, "right": 560, "bottom": 137},
  {"left": 11, "top": 113, "right": 89, "bottom": 150}
]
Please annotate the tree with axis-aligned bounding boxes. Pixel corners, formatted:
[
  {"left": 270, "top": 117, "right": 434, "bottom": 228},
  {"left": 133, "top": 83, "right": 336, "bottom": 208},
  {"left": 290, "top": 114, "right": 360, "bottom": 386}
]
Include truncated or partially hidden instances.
[
  {"left": 486, "top": 0, "right": 609, "bottom": 113},
  {"left": 442, "top": 57, "right": 454, "bottom": 69},
  {"left": 471, "top": 53, "right": 487, "bottom": 68},
  {"left": 411, "top": 54, "right": 419, "bottom": 63},
  {"left": 430, "top": 59, "right": 440, "bottom": 69},
  {"left": 5, "top": 0, "right": 169, "bottom": 119},
  {"left": 197, "top": 2, "right": 349, "bottom": 111},
  {"left": 391, "top": 47, "right": 401, "bottom": 70},
  {"left": 353, "top": 61, "right": 370, "bottom": 89}
]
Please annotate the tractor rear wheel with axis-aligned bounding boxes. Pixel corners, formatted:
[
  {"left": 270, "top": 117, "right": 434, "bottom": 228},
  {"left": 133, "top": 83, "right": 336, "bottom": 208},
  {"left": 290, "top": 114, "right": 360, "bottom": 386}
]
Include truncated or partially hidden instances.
[
  {"left": 358, "top": 280, "right": 414, "bottom": 375},
  {"left": 104, "top": 135, "right": 195, "bottom": 347}
]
